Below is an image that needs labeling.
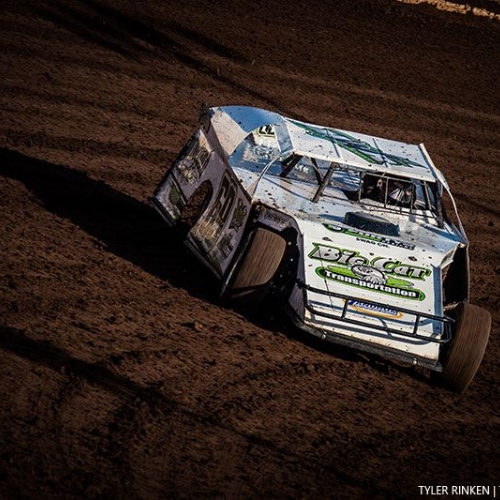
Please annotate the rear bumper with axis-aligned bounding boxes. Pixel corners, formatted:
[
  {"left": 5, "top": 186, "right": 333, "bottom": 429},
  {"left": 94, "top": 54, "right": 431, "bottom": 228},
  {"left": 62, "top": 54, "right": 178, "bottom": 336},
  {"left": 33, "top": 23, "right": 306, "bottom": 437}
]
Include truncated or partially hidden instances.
[
  {"left": 286, "top": 304, "right": 443, "bottom": 371},
  {"left": 298, "top": 280, "right": 453, "bottom": 344},
  {"left": 288, "top": 279, "right": 454, "bottom": 371}
]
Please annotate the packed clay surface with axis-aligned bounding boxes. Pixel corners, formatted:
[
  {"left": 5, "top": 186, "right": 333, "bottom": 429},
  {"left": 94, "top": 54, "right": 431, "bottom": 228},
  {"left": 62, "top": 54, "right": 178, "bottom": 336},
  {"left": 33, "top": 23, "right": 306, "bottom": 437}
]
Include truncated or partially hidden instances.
[{"left": 1, "top": 0, "right": 499, "bottom": 498}]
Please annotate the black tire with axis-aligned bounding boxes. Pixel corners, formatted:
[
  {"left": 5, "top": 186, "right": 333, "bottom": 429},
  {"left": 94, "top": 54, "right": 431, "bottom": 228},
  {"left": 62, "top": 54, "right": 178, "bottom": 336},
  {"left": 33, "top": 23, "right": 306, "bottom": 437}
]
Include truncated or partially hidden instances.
[
  {"left": 223, "top": 228, "right": 286, "bottom": 311},
  {"left": 441, "top": 302, "right": 491, "bottom": 393}
]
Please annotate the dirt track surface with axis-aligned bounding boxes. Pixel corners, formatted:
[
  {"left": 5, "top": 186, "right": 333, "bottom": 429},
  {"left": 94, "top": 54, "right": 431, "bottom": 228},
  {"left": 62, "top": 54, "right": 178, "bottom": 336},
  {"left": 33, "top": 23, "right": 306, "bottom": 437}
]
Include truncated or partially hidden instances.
[{"left": 1, "top": 1, "right": 499, "bottom": 498}]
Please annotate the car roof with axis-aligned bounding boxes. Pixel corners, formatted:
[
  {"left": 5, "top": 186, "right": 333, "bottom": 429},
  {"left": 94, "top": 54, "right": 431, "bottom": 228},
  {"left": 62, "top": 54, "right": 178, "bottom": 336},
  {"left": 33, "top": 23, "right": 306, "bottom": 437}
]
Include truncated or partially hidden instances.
[{"left": 209, "top": 105, "right": 441, "bottom": 183}]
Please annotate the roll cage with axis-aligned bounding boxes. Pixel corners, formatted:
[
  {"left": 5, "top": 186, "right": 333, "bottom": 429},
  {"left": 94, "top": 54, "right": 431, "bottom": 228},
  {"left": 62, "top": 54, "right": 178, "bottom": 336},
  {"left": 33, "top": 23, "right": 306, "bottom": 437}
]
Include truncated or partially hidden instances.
[
  {"left": 257, "top": 150, "right": 446, "bottom": 223},
  {"left": 227, "top": 118, "right": 465, "bottom": 234}
]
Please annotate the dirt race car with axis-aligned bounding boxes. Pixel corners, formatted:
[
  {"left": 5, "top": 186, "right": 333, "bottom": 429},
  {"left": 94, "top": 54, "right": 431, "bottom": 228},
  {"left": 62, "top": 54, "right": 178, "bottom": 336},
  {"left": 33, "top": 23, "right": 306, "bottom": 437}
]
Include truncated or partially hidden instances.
[{"left": 151, "top": 105, "right": 491, "bottom": 392}]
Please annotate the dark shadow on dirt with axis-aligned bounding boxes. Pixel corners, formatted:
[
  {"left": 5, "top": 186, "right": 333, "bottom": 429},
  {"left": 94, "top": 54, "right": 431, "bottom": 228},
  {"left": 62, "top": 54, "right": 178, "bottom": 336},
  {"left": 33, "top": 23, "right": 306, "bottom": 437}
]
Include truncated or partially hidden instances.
[
  {"left": 0, "top": 147, "right": 216, "bottom": 300},
  {"left": 81, "top": 0, "right": 248, "bottom": 62},
  {"left": 36, "top": 0, "right": 248, "bottom": 63},
  {"left": 0, "top": 323, "right": 375, "bottom": 495},
  {"left": 35, "top": 1, "right": 138, "bottom": 59},
  {"left": 0, "top": 324, "right": 178, "bottom": 411},
  {"left": 2, "top": 129, "right": 172, "bottom": 164}
]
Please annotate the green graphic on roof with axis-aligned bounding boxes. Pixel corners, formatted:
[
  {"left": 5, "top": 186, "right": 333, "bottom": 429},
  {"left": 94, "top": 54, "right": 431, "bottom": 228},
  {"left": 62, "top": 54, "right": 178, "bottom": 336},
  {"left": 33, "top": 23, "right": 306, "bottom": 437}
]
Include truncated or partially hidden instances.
[{"left": 288, "top": 119, "right": 424, "bottom": 169}]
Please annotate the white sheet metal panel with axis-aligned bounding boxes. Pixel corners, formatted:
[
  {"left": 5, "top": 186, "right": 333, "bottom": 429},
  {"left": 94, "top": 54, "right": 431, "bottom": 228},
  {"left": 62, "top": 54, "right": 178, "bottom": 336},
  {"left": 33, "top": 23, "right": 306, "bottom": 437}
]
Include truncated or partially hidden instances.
[
  {"left": 154, "top": 105, "right": 467, "bottom": 364},
  {"left": 210, "top": 106, "right": 440, "bottom": 182},
  {"left": 282, "top": 117, "right": 438, "bottom": 181},
  {"left": 209, "top": 106, "right": 282, "bottom": 157},
  {"left": 274, "top": 119, "right": 344, "bottom": 162},
  {"left": 298, "top": 224, "right": 442, "bottom": 361},
  {"left": 248, "top": 175, "right": 463, "bottom": 255}
]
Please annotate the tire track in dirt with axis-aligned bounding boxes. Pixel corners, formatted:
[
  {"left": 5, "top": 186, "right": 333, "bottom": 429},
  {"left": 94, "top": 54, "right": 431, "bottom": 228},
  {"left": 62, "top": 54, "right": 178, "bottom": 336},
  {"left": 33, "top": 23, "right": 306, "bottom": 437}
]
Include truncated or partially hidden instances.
[
  {"left": 0, "top": 84, "right": 189, "bottom": 124},
  {"left": 257, "top": 64, "right": 500, "bottom": 126},
  {"left": 5, "top": 7, "right": 498, "bottom": 158},
  {"left": 6, "top": 0, "right": 496, "bottom": 156},
  {"left": 1, "top": 130, "right": 173, "bottom": 166},
  {"left": 33, "top": 0, "right": 249, "bottom": 64},
  {"left": 0, "top": 327, "right": 174, "bottom": 490},
  {"left": 0, "top": 325, "right": 381, "bottom": 497}
]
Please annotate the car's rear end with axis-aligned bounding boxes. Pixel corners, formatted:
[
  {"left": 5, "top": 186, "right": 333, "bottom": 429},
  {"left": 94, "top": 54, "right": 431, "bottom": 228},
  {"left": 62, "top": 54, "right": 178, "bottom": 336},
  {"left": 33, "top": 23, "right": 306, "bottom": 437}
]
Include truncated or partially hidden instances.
[{"left": 285, "top": 217, "right": 460, "bottom": 370}]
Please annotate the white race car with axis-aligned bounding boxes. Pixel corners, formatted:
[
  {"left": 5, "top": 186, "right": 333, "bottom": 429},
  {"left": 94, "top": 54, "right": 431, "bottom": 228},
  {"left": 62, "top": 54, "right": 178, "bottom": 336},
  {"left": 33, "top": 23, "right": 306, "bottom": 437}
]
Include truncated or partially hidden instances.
[{"left": 151, "top": 105, "right": 491, "bottom": 392}]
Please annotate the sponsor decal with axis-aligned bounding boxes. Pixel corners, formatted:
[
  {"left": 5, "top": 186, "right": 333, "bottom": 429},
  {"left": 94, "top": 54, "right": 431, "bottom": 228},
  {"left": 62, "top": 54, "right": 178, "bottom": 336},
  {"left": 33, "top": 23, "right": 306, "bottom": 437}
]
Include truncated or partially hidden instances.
[
  {"left": 260, "top": 208, "right": 290, "bottom": 230},
  {"left": 256, "top": 125, "right": 275, "bottom": 137},
  {"left": 229, "top": 198, "right": 248, "bottom": 231},
  {"left": 287, "top": 119, "right": 424, "bottom": 169},
  {"left": 323, "top": 222, "right": 415, "bottom": 250},
  {"left": 159, "top": 176, "right": 185, "bottom": 220},
  {"left": 203, "top": 172, "right": 236, "bottom": 242},
  {"left": 167, "top": 179, "right": 182, "bottom": 207},
  {"left": 309, "top": 243, "right": 431, "bottom": 301},
  {"left": 192, "top": 172, "right": 249, "bottom": 276},
  {"left": 216, "top": 233, "right": 234, "bottom": 260},
  {"left": 347, "top": 300, "right": 403, "bottom": 319},
  {"left": 192, "top": 172, "right": 238, "bottom": 266}
]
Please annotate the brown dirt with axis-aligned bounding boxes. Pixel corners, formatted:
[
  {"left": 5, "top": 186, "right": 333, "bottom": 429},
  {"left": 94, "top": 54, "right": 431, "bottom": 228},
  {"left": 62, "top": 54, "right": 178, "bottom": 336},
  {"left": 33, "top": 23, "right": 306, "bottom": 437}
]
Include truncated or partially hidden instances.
[{"left": 1, "top": 0, "right": 499, "bottom": 498}]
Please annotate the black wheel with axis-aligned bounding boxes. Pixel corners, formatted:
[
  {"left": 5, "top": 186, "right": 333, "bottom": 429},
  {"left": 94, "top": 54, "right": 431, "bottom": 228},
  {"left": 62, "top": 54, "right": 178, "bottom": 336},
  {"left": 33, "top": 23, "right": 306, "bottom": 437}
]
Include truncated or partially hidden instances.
[
  {"left": 441, "top": 302, "right": 491, "bottom": 393},
  {"left": 222, "top": 228, "right": 286, "bottom": 311}
]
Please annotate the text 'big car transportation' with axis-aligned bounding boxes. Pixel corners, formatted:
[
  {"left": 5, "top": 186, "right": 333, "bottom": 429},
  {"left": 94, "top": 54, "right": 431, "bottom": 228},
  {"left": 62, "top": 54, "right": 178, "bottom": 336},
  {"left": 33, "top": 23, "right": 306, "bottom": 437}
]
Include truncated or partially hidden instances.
[{"left": 150, "top": 105, "right": 491, "bottom": 393}]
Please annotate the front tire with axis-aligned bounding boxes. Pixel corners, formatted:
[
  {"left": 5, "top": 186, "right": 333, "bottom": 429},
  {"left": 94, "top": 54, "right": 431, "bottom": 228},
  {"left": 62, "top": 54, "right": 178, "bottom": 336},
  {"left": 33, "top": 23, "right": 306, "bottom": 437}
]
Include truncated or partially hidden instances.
[
  {"left": 441, "top": 302, "right": 491, "bottom": 393},
  {"left": 222, "top": 228, "right": 286, "bottom": 311}
]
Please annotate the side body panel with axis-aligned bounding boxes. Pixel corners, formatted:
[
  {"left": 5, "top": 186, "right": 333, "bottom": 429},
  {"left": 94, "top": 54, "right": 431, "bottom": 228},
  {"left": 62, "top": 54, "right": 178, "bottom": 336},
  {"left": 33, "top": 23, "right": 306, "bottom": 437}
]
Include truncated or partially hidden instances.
[{"left": 152, "top": 127, "right": 252, "bottom": 278}]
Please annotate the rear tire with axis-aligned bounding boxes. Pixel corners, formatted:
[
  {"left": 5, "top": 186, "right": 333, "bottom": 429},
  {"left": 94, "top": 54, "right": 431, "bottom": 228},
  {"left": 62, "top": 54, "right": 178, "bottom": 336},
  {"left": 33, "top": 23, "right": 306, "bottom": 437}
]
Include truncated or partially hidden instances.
[
  {"left": 441, "top": 302, "right": 491, "bottom": 393},
  {"left": 223, "top": 228, "right": 286, "bottom": 311}
]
